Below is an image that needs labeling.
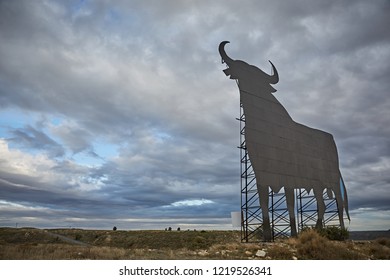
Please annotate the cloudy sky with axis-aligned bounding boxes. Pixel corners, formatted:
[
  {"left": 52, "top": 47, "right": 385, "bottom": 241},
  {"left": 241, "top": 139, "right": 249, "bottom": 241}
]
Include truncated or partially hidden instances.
[{"left": 0, "top": 0, "right": 389, "bottom": 231}]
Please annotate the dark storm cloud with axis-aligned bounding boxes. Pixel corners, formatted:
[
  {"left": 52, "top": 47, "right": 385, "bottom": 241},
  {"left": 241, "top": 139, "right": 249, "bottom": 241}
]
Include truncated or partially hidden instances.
[
  {"left": 8, "top": 125, "right": 65, "bottom": 157},
  {"left": 0, "top": 0, "right": 389, "bottom": 229}
]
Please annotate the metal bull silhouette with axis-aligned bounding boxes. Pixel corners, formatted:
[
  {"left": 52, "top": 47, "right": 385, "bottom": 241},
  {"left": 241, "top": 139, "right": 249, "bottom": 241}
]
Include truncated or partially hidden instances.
[{"left": 219, "top": 41, "right": 350, "bottom": 241}]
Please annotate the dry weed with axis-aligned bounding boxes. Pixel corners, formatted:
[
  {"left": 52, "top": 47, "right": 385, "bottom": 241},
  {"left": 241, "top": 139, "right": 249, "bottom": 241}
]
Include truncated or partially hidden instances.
[
  {"left": 296, "top": 229, "right": 364, "bottom": 260},
  {"left": 267, "top": 244, "right": 294, "bottom": 260}
]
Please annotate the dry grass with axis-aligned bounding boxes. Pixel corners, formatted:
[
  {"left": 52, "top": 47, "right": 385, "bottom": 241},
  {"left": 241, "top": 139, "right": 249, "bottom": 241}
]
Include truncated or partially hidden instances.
[
  {"left": 296, "top": 229, "right": 390, "bottom": 260},
  {"left": 367, "top": 238, "right": 390, "bottom": 260},
  {"left": 1, "top": 227, "right": 389, "bottom": 260},
  {"left": 296, "top": 229, "right": 364, "bottom": 259},
  {"left": 266, "top": 243, "right": 295, "bottom": 260},
  {"left": 0, "top": 244, "right": 131, "bottom": 260}
]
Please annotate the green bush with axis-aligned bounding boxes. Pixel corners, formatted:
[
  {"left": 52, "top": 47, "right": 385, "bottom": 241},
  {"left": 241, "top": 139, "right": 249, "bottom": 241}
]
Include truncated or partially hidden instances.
[
  {"left": 300, "top": 226, "right": 349, "bottom": 241},
  {"left": 318, "top": 226, "right": 349, "bottom": 241}
]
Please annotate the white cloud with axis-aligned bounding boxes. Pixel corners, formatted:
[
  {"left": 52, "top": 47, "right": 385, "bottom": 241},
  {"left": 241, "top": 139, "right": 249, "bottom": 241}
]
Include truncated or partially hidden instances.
[
  {"left": 169, "top": 199, "right": 215, "bottom": 207},
  {"left": 0, "top": 139, "right": 56, "bottom": 177}
]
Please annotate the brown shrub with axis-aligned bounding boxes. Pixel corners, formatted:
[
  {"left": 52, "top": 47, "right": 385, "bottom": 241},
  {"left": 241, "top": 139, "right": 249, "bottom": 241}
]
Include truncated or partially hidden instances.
[
  {"left": 267, "top": 245, "right": 294, "bottom": 260},
  {"left": 368, "top": 239, "right": 390, "bottom": 259},
  {"left": 296, "top": 229, "right": 364, "bottom": 260},
  {"left": 375, "top": 238, "right": 390, "bottom": 248}
]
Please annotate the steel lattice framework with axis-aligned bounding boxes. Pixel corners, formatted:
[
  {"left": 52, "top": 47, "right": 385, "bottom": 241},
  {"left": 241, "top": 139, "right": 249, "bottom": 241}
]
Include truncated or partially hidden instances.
[{"left": 238, "top": 103, "right": 343, "bottom": 242}]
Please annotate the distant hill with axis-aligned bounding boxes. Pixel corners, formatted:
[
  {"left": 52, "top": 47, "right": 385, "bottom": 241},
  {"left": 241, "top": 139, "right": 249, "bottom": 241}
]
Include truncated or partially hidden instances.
[{"left": 349, "top": 230, "right": 390, "bottom": 240}]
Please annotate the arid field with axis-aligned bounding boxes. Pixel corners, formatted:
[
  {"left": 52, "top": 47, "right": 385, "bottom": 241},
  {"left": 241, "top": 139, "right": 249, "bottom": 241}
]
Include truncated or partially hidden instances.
[{"left": 1, "top": 227, "right": 389, "bottom": 260}]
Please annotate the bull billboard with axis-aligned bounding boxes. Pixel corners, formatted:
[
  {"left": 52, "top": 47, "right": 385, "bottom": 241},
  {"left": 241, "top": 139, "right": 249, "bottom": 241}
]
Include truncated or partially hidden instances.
[{"left": 219, "top": 41, "right": 350, "bottom": 241}]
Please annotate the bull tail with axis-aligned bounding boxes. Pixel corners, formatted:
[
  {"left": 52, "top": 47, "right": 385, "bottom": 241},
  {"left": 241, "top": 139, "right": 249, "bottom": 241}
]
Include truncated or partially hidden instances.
[{"left": 340, "top": 173, "right": 351, "bottom": 222}]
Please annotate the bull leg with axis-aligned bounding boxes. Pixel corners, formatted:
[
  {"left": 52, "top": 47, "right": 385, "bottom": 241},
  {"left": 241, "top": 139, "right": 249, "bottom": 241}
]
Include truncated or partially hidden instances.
[
  {"left": 285, "top": 188, "right": 297, "bottom": 237},
  {"left": 258, "top": 184, "right": 272, "bottom": 241},
  {"left": 314, "top": 188, "right": 325, "bottom": 229},
  {"left": 333, "top": 188, "right": 345, "bottom": 229}
]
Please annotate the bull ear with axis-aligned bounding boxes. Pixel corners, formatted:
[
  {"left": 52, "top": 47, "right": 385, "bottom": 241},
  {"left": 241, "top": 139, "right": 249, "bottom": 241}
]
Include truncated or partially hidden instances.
[{"left": 268, "top": 60, "right": 279, "bottom": 84}]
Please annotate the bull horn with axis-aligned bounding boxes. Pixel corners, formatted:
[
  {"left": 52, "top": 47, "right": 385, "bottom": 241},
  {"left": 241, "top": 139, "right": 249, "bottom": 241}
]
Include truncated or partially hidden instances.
[
  {"left": 268, "top": 60, "right": 279, "bottom": 84},
  {"left": 219, "top": 41, "right": 234, "bottom": 64}
]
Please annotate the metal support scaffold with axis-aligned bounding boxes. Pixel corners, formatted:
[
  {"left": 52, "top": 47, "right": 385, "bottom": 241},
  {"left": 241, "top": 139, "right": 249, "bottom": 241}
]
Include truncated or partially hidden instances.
[
  {"left": 238, "top": 103, "right": 290, "bottom": 242},
  {"left": 238, "top": 103, "right": 263, "bottom": 242},
  {"left": 296, "top": 188, "right": 342, "bottom": 231},
  {"left": 238, "top": 103, "right": 344, "bottom": 242},
  {"left": 270, "top": 189, "right": 291, "bottom": 239}
]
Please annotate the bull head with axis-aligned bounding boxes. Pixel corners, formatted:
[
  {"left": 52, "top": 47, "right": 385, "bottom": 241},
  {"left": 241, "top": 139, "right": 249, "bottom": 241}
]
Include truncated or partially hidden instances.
[{"left": 219, "top": 41, "right": 279, "bottom": 91}]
